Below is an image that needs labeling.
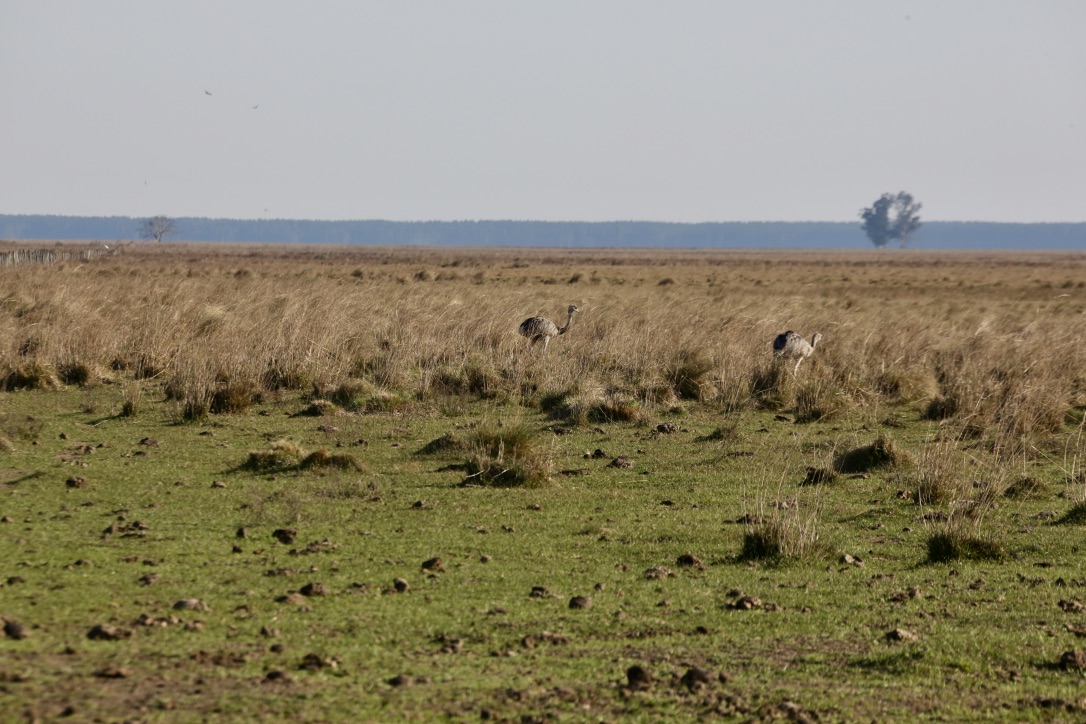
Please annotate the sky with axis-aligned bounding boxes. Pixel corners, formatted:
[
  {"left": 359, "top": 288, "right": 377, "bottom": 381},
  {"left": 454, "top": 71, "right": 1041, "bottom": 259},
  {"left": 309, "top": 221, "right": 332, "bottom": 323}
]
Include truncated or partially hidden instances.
[{"left": 1, "top": 1, "right": 1083, "bottom": 223}]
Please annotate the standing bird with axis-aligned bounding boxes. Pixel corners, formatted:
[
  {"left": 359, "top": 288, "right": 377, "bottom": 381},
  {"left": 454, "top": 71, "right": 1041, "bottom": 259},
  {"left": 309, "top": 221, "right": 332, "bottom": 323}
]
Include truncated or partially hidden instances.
[
  {"left": 518, "top": 305, "right": 579, "bottom": 354},
  {"left": 773, "top": 330, "right": 823, "bottom": 376}
]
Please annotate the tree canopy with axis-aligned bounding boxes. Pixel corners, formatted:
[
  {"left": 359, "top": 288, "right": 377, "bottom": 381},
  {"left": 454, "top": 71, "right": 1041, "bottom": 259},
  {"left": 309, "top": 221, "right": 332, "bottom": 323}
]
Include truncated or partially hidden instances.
[
  {"left": 141, "top": 215, "right": 178, "bottom": 243},
  {"left": 859, "top": 192, "right": 922, "bottom": 248}
]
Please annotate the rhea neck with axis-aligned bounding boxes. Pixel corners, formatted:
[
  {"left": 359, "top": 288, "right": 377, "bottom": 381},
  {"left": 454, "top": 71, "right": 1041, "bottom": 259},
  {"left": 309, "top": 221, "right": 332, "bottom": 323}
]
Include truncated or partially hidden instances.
[{"left": 558, "top": 308, "right": 576, "bottom": 335}]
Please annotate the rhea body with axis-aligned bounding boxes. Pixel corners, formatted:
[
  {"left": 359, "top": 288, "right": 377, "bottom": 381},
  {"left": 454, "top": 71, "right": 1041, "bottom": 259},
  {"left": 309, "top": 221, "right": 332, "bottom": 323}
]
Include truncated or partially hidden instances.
[
  {"left": 773, "top": 330, "right": 822, "bottom": 376},
  {"left": 518, "top": 305, "right": 579, "bottom": 354}
]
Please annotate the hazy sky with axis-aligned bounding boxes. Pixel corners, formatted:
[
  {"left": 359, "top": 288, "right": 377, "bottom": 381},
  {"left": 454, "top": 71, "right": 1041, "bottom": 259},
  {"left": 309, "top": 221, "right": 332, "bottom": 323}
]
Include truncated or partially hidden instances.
[{"left": 1, "top": 1, "right": 1083, "bottom": 222}]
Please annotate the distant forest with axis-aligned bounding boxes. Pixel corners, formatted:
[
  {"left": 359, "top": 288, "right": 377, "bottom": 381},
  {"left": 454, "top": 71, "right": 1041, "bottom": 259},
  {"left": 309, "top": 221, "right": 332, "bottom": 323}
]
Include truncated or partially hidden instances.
[{"left": 1, "top": 214, "right": 1085, "bottom": 250}]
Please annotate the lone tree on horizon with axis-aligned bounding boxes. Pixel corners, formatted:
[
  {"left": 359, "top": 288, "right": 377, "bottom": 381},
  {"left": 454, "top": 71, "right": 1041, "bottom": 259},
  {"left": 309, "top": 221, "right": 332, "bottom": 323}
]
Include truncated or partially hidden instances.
[
  {"left": 142, "top": 215, "right": 178, "bottom": 243},
  {"left": 859, "top": 192, "right": 922, "bottom": 248}
]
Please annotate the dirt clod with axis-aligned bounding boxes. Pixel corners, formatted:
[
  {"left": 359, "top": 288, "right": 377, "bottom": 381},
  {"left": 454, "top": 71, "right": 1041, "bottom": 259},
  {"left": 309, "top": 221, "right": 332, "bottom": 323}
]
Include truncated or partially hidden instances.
[
  {"left": 644, "top": 566, "right": 673, "bottom": 580},
  {"left": 679, "top": 667, "right": 712, "bottom": 692},
  {"left": 272, "top": 528, "right": 297, "bottom": 544},
  {"left": 173, "top": 598, "right": 210, "bottom": 612},
  {"left": 4, "top": 619, "right": 31, "bottom": 640},
  {"left": 569, "top": 596, "right": 593, "bottom": 609},
  {"left": 626, "top": 665, "right": 653, "bottom": 690},
  {"left": 299, "top": 582, "right": 327, "bottom": 597},
  {"left": 421, "top": 557, "right": 445, "bottom": 572},
  {"left": 87, "top": 624, "right": 131, "bottom": 641},
  {"left": 65, "top": 476, "right": 87, "bottom": 489},
  {"left": 885, "top": 628, "right": 919, "bottom": 643},
  {"left": 731, "top": 596, "right": 763, "bottom": 610},
  {"left": 676, "top": 553, "right": 705, "bottom": 569},
  {"left": 393, "top": 578, "right": 410, "bottom": 593},
  {"left": 1059, "top": 650, "right": 1086, "bottom": 671}
]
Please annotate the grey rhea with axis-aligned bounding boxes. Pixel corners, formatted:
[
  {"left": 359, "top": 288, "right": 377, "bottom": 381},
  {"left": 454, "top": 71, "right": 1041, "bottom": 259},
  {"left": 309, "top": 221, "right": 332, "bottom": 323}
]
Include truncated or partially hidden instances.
[
  {"left": 518, "top": 305, "right": 580, "bottom": 354},
  {"left": 772, "top": 330, "right": 823, "bottom": 376}
]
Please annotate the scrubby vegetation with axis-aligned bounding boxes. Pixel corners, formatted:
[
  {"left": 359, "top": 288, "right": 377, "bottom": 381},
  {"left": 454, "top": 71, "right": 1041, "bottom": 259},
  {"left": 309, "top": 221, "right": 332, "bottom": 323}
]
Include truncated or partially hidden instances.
[{"left": 1, "top": 243, "right": 1086, "bottom": 721}]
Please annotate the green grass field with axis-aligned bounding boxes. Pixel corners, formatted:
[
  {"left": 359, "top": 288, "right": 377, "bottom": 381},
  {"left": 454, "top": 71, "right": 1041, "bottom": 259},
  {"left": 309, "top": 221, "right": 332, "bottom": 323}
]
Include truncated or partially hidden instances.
[{"left": 2, "top": 244, "right": 1086, "bottom": 721}]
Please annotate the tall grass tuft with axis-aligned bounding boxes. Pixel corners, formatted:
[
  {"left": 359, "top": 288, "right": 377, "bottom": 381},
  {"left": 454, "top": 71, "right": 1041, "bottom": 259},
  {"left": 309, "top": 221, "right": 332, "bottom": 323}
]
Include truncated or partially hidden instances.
[
  {"left": 750, "top": 362, "right": 792, "bottom": 411},
  {"left": 462, "top": 423, "right": 552, "bottom": 488},
  {"left": 911, "top": 440, "right": 967, "bottom": 506},
  {"left": 926, "top": 518, "right": 1006, "bottom": 563},
  {"left": 663, "top": 348, "right": 714, "bottom": 400}
]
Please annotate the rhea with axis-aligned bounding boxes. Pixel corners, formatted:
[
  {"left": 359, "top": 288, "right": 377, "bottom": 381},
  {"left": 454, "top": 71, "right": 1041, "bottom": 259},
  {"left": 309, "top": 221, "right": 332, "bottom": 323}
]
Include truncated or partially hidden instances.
[
  {"left": 773, "top": 330, "right": 822, "bottom": 376},
  {"left": 518, "top": 305, "right": 579, "bottom": 354}
]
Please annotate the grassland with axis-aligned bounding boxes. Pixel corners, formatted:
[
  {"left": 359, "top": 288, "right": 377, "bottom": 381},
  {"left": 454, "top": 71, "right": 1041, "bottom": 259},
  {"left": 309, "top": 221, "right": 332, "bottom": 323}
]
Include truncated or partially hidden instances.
[{"left": 2, "top": 243, "right": 1086, "bottom": 721}]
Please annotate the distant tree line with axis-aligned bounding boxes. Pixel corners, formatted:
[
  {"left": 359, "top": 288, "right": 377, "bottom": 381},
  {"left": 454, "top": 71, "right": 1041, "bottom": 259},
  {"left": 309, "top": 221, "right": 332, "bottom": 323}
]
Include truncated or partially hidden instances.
[{"left": 1, "top": 214, "right": 1084, "bottom": 250}]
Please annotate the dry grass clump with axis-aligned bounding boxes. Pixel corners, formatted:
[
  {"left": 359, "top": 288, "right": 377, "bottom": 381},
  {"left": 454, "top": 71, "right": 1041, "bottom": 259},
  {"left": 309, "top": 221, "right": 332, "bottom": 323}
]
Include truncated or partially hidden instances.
[
  {"left": 430, "top": 357, "right": 503, "bottom": 399},
  {"left": 56, "top": 361, "right": 95, "bottom": 387},
  {"left": 739, "top": 501, "right": 833, "bottom": 563},
  {"left": 295, "top": 399, "right": 341, "bottom": 417},
  {"left": 210, "top": 379, "right": 260, "bottom": 414},
  {"left": 244, "top": 440, "right": 305, "bottom": 472},
  {"left": 835, "top": 434, "right": 909, "bottom": 474},
  {"left": 242, "top": 441, "right": 363, "bottom": 474},
  {"left": 462, "top": 423, "right": 551, "bottom": 488},
  {"left": 749, "top": 362, "right": 793, "bottom": 411},
  {"left": 3, "top": 362, "right": 61, "bottom": 391},
  {"left": 875, "top": 367, "right": 940, "bottom": 404},
  {"left": 663, "top": 348, "right": 715, "bottom": 401},
  {"left": 926, "top": 517, "right": 1006, "bottom": 563},
  {"left": 793, "top": 380, "right": 849, "bottom": 424},
  {"left": 541, "top": 382, "right": 646, "bottom": 426},
  {"left": 298, "top": 448, "right": 364, "bottom": 472},
  {"left": 911, "top": 441, "right": 968, "bottom": 506},
  {"left": 417, "top": 431, "right": 467, "bottom": 455}
]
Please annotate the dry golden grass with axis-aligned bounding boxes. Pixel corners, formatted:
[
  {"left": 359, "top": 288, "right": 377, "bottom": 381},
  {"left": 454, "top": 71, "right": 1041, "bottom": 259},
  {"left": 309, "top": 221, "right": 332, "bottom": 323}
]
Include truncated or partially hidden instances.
[{"left": 2, "top": 243, "right": 1085, "bottom": 459}]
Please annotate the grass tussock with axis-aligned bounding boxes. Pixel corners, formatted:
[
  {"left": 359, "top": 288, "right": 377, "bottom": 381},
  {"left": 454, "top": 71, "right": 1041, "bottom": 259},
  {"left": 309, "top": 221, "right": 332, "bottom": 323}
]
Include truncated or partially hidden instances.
[
  {"left": 875, "top": 367, "right": 940, "bottom": 404},
  {"left": 244, "top": 440, "right": 305, "bottom": 471},
  {"left": 750, "top": 362, "right": 793, "bottom": 411},
  {"left": 911, "top": 441, "right": 967, "bottom": 506},
  {"left": 242, "top": 440, "right": 362, "bottom": 474},
  {"left": 299, "top": 448, "right": 364, "bottom": 472},
  {"left": 210, "top": 380, "right": 260, "bottom": 414},
  {"left": 295, "top": 399, "right": 341, "bottom": 417},
  {"left": 462, "top": 423, "right": 551, "bottom": 488},
  {"left": 4, "top": 363, "right": 61, "bottom": 391},
  {"left": 794, "top": 380, "right": 848, "bottom": 424},
  {"left": 1054, "top": 501, "right": 1086, "bottom": 526},
  {"left": 543, "top": 384, "right": 646, "bottom": 426},
  {"left": 835, "top": 434, "right": 909, "bottom": 474},
  {"left": 417, "top": 431, "right": 466, "bottom": 455},
  {"left": 926, "top": 523, "right": 1006, "bottom": 563},
  {"left": 739, "top": 500, "right": 832, "bottom": 563},
  {"left": 664, "top": 348, "right": 715, "bottom": 401}
]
